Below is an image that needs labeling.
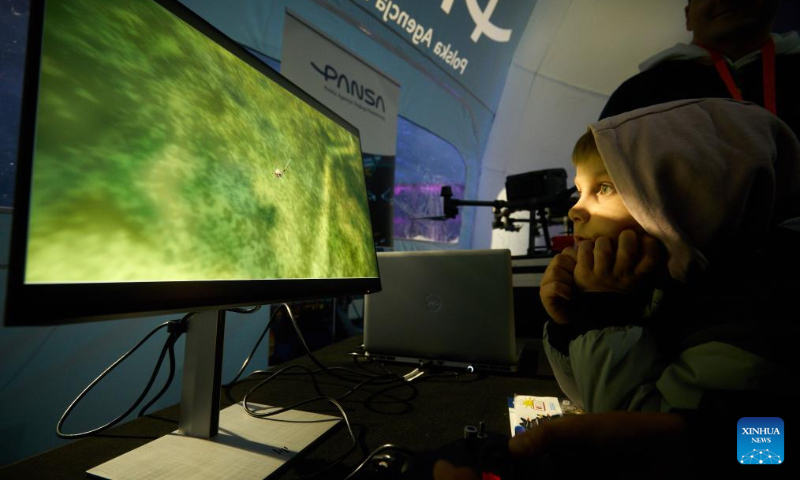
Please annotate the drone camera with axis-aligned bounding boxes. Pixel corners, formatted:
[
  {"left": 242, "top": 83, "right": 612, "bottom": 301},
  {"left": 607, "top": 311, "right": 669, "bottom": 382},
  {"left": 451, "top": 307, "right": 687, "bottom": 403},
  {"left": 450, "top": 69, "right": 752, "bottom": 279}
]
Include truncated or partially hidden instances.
[{"left": 505, "top": 168, "right": 567, "bottom": 202}]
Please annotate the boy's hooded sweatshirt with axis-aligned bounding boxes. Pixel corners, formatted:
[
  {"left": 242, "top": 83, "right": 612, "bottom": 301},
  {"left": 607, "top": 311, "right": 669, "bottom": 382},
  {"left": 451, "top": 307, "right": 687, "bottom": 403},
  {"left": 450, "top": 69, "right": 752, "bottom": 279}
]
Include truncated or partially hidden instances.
[{"left": 544, "top": 98, "right": 800, "bottom": 414}]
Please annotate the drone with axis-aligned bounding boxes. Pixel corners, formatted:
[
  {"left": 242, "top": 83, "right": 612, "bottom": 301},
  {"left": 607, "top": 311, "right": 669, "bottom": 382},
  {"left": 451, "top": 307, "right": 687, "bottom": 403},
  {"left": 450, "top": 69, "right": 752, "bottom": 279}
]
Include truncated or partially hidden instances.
[
  {"left": 415, "top": 168, "right": 577, "bottom": 258},
  {"left": 273, "top": 159, "right": 292, "bottom": 179}
]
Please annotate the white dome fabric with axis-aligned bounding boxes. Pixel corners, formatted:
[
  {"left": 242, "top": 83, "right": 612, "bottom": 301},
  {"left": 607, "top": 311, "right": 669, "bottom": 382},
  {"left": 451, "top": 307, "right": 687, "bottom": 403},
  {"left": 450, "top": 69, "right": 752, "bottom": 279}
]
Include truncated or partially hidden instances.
[{"left": 479, "top": 0, "right": 690, "bottom": 254}]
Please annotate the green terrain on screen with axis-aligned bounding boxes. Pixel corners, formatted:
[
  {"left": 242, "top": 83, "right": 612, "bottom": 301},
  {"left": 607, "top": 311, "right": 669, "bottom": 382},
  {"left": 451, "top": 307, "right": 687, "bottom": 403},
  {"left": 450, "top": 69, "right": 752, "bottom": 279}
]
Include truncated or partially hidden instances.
[{"left": 26, "top": 0, "right": 378, "bottom": 283}]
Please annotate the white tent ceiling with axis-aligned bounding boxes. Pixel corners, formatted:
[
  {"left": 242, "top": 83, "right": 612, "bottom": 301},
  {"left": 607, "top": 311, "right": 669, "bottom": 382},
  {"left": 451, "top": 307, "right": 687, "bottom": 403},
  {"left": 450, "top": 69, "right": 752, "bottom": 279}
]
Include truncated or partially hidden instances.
[{"left": 477, "top": 0, "right": 692, "bottom": 254}]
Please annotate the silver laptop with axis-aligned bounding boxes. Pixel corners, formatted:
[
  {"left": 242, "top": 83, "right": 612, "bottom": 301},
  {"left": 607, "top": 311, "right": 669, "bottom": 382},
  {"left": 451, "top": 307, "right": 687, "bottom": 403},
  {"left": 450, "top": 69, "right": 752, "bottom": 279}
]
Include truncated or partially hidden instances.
[{"left": 363, "top": 249, "right": 518, "bottom": 372}]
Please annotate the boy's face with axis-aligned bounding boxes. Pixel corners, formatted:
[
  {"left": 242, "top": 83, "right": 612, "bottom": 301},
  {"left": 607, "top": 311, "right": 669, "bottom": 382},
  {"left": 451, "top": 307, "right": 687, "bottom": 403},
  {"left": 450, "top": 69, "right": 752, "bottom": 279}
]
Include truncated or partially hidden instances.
[{"left": 569, "top": 154, "right": 642, "bottom": 245}]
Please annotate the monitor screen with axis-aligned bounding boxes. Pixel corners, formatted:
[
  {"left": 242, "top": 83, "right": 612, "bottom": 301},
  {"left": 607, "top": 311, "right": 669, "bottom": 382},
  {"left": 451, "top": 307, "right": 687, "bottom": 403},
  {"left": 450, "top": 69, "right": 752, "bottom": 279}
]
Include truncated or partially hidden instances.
[{"left": 5, "top": 0, "right": 380, "bottom": 325}]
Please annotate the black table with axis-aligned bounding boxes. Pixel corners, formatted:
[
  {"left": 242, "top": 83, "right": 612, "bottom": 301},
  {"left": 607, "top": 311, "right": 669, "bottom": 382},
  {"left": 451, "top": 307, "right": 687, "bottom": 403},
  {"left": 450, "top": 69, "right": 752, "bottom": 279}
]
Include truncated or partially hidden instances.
[{"left": 0, "top": 335, "right": 563, "bottom": 479}]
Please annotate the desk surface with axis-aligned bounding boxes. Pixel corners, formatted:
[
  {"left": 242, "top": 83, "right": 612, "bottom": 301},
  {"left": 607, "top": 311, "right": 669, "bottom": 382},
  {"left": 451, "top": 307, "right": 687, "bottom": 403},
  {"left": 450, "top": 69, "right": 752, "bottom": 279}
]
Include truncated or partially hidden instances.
[{"left": 1, "top": 335, "right": 563, "bottom": 479}]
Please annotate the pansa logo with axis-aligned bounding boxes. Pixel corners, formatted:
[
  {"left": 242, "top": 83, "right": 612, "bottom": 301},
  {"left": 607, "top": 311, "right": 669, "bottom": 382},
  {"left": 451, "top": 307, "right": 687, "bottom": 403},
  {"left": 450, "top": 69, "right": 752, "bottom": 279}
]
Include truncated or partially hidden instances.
[
  {"left": 738, "top": 417, "right": 784, "bottom": 465},
  {"left": 310, "top": 62, "right": 386, "bottom": 113}
]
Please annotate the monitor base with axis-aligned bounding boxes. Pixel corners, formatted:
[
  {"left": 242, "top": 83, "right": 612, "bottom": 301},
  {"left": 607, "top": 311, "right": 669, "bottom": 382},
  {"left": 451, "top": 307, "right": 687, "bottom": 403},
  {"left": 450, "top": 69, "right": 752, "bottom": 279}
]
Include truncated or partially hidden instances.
[{"left": 87, "top": 403, "right": 339, "bottom": 479}]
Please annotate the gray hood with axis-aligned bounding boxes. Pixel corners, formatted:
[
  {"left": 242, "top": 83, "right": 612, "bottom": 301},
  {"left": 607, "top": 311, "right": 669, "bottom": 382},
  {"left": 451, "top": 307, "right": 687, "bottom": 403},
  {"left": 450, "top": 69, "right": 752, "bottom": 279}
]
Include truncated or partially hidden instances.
[{"left": 590, "top": 98, "right": 800, "bottom": 281}]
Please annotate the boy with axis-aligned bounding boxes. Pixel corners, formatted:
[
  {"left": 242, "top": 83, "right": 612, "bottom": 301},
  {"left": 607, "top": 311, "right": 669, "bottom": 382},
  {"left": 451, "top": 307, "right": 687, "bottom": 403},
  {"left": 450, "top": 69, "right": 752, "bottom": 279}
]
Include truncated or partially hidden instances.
[
  {"left": 434, "top": 98, "right": 800, "bottom": 479},
  {"left": 541, "top": 97, "right": 800, "bottom": 414}
]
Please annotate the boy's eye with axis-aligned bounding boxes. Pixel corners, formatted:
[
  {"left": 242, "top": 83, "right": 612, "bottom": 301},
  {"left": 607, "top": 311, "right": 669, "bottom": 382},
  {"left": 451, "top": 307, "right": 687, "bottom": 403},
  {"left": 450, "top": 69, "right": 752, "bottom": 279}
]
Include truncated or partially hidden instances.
[{"left": 598, "top": 183, "right": 615, "bottom": 196}]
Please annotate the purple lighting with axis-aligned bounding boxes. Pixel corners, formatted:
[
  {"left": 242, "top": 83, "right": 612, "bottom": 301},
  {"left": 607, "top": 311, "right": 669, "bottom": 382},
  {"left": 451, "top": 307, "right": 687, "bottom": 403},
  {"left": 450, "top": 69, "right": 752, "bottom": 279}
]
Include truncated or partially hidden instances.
[{"left": 393, "top": 183, "right": 463, "bottom": 243}]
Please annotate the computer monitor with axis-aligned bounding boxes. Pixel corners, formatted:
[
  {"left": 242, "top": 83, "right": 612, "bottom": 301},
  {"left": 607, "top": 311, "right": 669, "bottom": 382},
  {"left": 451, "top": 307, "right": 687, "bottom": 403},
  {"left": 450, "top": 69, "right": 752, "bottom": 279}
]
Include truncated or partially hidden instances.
[{"left": 6, "top": 0, "right": 380, "bottom": 476}]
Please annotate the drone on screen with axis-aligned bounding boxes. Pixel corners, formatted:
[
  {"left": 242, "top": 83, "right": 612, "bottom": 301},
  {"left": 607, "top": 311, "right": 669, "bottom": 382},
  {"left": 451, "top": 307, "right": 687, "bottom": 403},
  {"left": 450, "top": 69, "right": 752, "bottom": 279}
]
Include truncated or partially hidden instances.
[{"left": 273, "top": 159, "right": 292, "bottom": 180}]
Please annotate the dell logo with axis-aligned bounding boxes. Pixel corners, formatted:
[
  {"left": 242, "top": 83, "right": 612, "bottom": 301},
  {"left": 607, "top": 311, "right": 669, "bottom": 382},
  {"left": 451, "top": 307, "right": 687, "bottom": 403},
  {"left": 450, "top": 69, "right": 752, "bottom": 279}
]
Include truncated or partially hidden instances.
[
  {"left": 440, "top": 0, "right": 512, "bottom": 43},
  {"left": 310, "top": 62, "right": 386, "bottom": 112},
  {"left": 425, "top": 294, "right": 442, "bottom": 312}
]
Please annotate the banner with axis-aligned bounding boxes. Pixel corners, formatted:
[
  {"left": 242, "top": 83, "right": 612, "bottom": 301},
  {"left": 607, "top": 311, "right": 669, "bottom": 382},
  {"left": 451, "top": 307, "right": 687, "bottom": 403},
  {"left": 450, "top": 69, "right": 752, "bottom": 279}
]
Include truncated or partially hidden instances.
[
  {"left": 281, "top": 11, "right": 400, "bottom": 156},
  {"left": 355, "top": 0, "right": 536, "bottom": 110},
  {"left": 281, "top": 12, "right": 401, "bottom": 247}
]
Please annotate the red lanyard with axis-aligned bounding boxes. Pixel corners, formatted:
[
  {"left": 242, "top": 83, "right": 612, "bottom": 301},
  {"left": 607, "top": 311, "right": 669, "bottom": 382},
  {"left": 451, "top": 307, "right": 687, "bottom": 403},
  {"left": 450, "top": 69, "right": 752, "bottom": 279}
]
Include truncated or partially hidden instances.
[{"left": 705, "top": 38, "right": 776, "bottom": 115}]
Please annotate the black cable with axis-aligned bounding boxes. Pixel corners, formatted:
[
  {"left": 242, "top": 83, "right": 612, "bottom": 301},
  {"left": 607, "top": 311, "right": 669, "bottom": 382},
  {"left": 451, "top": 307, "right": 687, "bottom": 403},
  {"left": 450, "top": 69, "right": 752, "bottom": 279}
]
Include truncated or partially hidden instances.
[
  {"left": 418, "top": 370, "right": 475, "bottom": 381},
  {"left": 228, "top": 305, "right": 262, "bottom": 314},
  {"left": 137, "top": 329, "right": 180, "bottom": 417},
  {"left": 237, "top": 303, "right": 446, "bottom": 398},
  {"left": 342, "top": 444, "right": 415, "bottom": 480},
  {"left": 234, "top": 303, "right": 427, "bottom": 478},
  {"left": 279, "top": 303, "right": 386, "bottom": 382},
  {"left": 236, "top": 303, "right": 456, "bottom": 478},
  {"left": 247, "top": 364, "right": 326, "bottom": 398},
  {"left": 241, "top": 394, "right": 358, "bottom": 479},
  {"left": 228, "top": 302, "right": 392, "bottom": 388},
  {"left": 258, "top": 304, "right": 476, "bottom": 390},
  {"left": 245, "top": 363, "right": 405, "bottom": 408},
  {"left": 222, "top": 305, "right": 278, "bottom": 387},
  {"left": 56, "top": 315, "right": 189, "bottom": 439},
  {"left": 337, "top": 373, "right": 407, "bottom": 401},
  {"left": 235, "top": 365, "right": 376, "bottom": 383},
  {"left": 352, "top": 353, "right": 398, "bottom": 376},
  {"left": 223, "top": 302, "right": 384, "bottom": 388}
]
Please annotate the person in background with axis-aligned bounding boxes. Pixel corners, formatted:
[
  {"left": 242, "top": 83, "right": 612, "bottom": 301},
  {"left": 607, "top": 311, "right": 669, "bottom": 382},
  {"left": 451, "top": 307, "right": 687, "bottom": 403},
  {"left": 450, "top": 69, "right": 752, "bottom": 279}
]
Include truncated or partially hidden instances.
[
  {"left": 435, "top": 97, "right": 800, "bottom": 479},
  {"left": 601, "top": 0, "right": 800, "bottom": 138}
]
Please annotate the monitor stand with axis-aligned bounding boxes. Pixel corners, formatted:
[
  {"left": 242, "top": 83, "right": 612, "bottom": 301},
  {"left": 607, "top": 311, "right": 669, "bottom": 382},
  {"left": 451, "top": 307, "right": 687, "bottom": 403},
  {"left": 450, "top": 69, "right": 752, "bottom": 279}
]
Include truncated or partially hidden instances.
[{"left": 87, "top": 309, "right": 339, "bottom": 480}]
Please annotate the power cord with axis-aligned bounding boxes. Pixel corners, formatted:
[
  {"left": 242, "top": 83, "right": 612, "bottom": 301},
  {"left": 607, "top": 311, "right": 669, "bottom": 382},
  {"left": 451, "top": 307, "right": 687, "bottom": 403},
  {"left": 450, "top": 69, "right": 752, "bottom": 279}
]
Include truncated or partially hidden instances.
[
  {"left": 226, "top": 303, "right": 408, "bottom": 388},
  {"left": 238, "top": 303, "right": 423, "bottom": 478},
  {"left": 228, "top": 305, "right": 262, "bottom": 314},
  {"left": 238, "top": 303, "right": 479, "bottom": 480},
  {"left": 243, "top": 363, "right": 406, "bottom": 405},
  {"left": 56, "top": 303, "right": 265, "bottom": 439},
  {"left": 137, "top": 319, "right": 184, "bottom": 417},
  {"left": 56, "top": 314, "right": 190, "bottom": 439},
  {"left": 342, "top": 444, "right": 415, "bottom": 480},
  {"left": 242, "top": 395, "right": 357, "bottom": 479},
  {"left": 223, "top": 304, "right": 275, "bottom": 387},
  {"left": 281, "top": 302, "right": 377, "bottom": 382},
  {"left": 56, "top": 300, "right": 471, "bottom": 478}
]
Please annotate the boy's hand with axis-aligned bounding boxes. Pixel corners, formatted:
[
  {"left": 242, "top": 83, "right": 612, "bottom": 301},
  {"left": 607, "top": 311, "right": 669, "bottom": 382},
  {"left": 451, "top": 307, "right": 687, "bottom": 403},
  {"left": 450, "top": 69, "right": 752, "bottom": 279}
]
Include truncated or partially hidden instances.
[
  {"left": 539, "top": 250, "right": 578, "bottom": 324},
  {"left": 507, "top": 412, "right": 688, "bottom": 474},
  {"left": 432, "top": 460, "right": 480, "bottom": 480},
  {"left": 573, "top": 230, "right": 664, "bottom": 294}
]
